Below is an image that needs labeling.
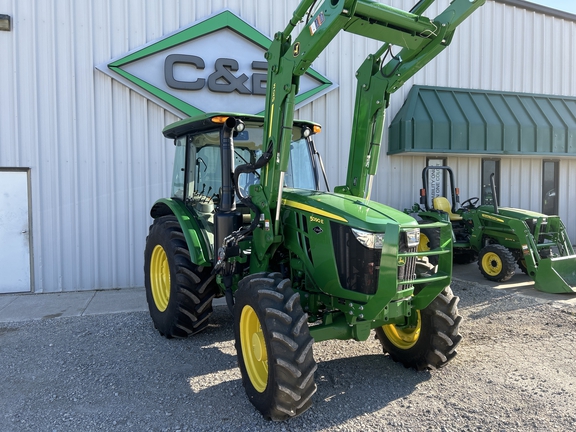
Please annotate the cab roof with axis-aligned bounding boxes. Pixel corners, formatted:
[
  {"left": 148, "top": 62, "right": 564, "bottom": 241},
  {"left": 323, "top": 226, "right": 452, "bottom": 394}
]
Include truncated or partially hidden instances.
[{"left": 162, "top": 112, "right": 320, "bottom": 139}]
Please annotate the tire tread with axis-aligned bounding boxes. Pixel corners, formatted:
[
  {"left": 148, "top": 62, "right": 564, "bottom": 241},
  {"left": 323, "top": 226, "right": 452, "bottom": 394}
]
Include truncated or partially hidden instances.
[
  {"left": 234, "top": 274, "right": 316, "bottom": 421},
  {"left": 144, "top": 215, "right": 216, "bottom": 338}
]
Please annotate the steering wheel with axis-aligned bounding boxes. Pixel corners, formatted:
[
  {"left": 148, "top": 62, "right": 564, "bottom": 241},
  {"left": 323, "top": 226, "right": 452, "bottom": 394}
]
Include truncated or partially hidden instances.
[{"left": 461, "top": 197, "right": 479, "bottom": 209}]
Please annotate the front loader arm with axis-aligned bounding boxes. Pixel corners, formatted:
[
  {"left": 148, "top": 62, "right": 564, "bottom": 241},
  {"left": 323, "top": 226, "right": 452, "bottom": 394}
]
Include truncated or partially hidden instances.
[
  {"left": 253, "top": 0, "right": 484, "bottom": 267},
  {"left": 336, "top": 0, "right": 485, "bottom": 198},
  {"left": 261, "top": 0, "right": 358, "bottom": 210}
]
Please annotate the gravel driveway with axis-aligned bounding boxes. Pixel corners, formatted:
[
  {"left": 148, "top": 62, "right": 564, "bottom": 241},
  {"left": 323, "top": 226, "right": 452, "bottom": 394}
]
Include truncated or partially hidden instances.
[{"left": 1, "top": 280, "right": 575, "bottom": 431}]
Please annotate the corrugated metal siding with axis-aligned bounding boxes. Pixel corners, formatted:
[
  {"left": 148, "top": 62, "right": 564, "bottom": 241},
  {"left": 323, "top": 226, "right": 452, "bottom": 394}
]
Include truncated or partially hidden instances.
[
  {"left": 0, "top": 0, "right": 575, "bottom": 292},
  {"left": 0, "top": 0, "right": 318, "bottom": 292}
]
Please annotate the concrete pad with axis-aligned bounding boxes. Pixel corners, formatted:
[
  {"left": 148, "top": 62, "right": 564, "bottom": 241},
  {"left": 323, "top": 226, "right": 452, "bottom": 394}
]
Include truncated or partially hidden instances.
[
  {"left": 0, "top": 295, "right": 18, "bottom": 314},
  {"left": 83, "top": 287, "right": 148, "bottom": 316},
  {"left": 0, "top": 291, "right": 94, "bottom": 323}
]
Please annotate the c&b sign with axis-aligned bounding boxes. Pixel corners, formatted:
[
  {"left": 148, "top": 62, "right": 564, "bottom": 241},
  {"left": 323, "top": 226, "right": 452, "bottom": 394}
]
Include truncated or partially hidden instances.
[{"left": 96, "top": 10, "right": 335, "bottom": 117}]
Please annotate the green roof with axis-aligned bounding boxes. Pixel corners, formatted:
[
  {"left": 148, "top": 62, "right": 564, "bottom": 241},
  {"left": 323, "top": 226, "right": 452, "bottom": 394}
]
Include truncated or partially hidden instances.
[{"left": 388, "top": 86, "right": 576, "bottom": 156}]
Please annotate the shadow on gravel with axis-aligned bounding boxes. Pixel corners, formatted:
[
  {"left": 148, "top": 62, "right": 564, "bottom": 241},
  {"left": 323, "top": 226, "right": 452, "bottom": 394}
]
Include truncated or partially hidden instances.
[
  {"left": 306, "top": 353, "right": 431, "bottom": 428},
  {"left": 160, "top": 306, "right": 433, "bottom": 428},
  {"left": 187, "top": 308, "right": 431, "bottom": 428}
]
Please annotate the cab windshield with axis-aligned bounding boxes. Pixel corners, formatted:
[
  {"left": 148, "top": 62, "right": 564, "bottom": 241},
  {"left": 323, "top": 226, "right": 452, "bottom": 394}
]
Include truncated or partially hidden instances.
[{"left": 172, "top": 123, "right": 318, "bottom": 204}]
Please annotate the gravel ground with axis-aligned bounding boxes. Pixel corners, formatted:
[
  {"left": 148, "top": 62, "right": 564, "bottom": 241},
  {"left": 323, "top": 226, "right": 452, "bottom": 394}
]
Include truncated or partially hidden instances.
[{"left": 1, "top": 280, "right": 576, "bottom": 431}]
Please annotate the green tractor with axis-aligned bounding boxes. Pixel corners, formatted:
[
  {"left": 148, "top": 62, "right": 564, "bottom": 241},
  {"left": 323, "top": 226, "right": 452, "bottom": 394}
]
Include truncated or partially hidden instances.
[
  {"left": 411, "top": 165, "right": 576, "bottom": 294},
  {"left": 144, "top": 0, "right": 484, "bottom": 420}
]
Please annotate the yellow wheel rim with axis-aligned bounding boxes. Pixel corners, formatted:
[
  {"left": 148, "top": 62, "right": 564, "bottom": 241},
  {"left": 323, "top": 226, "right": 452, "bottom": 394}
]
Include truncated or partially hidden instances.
[
  {"left": 382, "top": 311, "right": 422, "bottom": 350},
  {"left": 150, "top": 245, "right": 170, "bottom": 312},
  {"left": 418, "top": 233, "right": 431, "bottom": 253},
  {"left": 482, "top": 252, "right": 502, "bottom": 276},
  {"left": 240, "top": 305, "right": 268, "bottom": 393}
]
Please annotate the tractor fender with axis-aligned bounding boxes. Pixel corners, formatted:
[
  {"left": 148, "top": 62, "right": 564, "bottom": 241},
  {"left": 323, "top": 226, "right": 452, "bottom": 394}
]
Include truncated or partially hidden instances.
[{"left": 150, "top": 198, "right": 211, "bottom": 267}]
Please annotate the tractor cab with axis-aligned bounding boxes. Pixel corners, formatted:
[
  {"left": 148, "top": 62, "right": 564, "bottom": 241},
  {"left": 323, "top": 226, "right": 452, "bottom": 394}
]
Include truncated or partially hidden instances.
[
  {"left": 159, "top": 113, "right": 326, "bottom": 261},
  {"left": 164, "top": 113, "right": 325, "bottom": 206}
]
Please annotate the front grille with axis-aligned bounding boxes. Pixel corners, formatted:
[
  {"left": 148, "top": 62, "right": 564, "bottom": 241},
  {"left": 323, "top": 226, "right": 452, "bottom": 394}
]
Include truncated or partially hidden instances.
[
  {"left": 331, "top": 223, "right": 381, "bottom": 295},
  {"left": 398, "top": 231, "right": 417, "bottom": 290}
]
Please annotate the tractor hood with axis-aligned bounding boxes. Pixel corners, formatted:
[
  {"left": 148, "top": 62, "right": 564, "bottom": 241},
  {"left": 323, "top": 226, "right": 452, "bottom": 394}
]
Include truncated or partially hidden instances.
[
  {"left": 478, "top": 205, "right": 547, "bottom": 221},
  {"left": 282, "top": 189, "right": 417, "bottom": 231}
]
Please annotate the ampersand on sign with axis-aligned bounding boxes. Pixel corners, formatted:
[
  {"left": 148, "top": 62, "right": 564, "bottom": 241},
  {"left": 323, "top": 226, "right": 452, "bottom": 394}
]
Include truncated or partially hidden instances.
[{"left": 208, "top": 58, "right": 251, "bottom": 94}]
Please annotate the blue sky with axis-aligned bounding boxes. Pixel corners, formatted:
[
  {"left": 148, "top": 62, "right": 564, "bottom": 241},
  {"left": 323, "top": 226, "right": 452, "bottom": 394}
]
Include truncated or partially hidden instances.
[{"left": 527, "top": 0, "right": 576, "bottom": 14}]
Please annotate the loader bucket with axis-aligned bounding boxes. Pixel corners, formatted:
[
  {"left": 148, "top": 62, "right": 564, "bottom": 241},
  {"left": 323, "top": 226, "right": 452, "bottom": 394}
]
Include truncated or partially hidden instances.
[{"left": 533, "top": 256, "right": 576, "bottom": 294}]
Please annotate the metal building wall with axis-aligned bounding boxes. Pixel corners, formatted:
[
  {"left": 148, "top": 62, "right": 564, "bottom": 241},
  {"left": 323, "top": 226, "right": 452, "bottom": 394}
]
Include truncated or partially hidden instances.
[
  {"left": 0, "top": 0, "right": 329, "bottom": 293},
  {"left": 0, "top": 0, "right": 574, "bottom": 292}
]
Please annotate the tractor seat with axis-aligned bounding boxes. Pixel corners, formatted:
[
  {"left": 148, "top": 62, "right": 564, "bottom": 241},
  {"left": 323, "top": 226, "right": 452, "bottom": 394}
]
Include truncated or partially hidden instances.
[{"left": 433, "top": 197, "right": 462, "bottom": 221}]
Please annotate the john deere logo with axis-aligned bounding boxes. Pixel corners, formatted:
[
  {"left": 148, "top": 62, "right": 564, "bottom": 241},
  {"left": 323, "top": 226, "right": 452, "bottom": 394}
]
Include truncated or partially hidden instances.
[{"left": 96, "top": 10, "right": 336, "bottom": 117}]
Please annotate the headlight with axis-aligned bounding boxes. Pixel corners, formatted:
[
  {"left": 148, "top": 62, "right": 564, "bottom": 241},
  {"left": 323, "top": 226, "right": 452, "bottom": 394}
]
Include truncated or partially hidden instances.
[
  {"left": 352, "top": 228, "right": 384, "bottom": 249},
  {"left": 405, "top": 228, "right": 420, "bottom": 248}
]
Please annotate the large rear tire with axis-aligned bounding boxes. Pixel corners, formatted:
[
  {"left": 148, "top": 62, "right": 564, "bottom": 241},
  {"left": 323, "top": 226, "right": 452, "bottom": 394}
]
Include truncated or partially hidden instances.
[
  {"left": 478, "top": 243, "right": 516, "bottom": 282},
  {"left": 375, "top": 286, "right": 462, "bottom": 371},
  {"left": 144, "top": 215, "right": 216, "bottom": 338},
  {"left": 234, "top": 273, "right": 317, "bottom": 421}
]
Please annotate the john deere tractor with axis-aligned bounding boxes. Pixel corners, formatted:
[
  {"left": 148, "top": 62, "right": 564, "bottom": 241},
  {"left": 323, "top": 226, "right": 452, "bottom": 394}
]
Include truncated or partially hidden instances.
[
  {"left": 411, "top": 165, "right": 576, "bottom": 294},
  {"left": 144, "top": 0, "right": 485, "bottom": 420}
]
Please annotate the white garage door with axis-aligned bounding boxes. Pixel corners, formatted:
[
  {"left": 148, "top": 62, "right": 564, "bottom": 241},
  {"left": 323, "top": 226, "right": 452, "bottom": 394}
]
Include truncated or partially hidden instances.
[{"left": 0, "top": 170, "right": 32, "bottom": 293}]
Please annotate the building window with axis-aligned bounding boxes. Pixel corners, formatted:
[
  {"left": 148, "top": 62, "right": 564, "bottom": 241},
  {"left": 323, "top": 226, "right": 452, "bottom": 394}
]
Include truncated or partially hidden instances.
[
  {"left": 542, "top": 160, "right": 558, "bottom": 215},
  {"left": 481, "top": 159, "right": 500, "bottom": 206}
]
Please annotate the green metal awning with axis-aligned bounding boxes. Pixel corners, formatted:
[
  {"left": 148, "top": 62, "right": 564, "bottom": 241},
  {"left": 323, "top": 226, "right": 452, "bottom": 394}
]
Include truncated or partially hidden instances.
[{"left": 388, "top": 86, "right": 576, "bottom": 156}]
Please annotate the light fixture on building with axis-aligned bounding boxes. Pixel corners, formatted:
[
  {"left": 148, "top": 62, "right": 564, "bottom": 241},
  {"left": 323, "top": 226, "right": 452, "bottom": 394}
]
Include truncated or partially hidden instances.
[{"left": 0, "top": 15, "right": 11, "bottom": 32}]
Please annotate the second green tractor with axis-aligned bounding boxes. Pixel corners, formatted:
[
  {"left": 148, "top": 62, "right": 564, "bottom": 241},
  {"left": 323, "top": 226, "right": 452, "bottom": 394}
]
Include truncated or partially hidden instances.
[{"left": 411, "top": 165, "right": 576, "bottom": 294}]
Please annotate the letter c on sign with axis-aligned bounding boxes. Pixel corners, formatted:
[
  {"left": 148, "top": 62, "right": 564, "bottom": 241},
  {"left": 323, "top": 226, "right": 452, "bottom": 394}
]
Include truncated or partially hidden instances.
[{"left": 165, "top": 54, "right": 205, "bottom": 90}]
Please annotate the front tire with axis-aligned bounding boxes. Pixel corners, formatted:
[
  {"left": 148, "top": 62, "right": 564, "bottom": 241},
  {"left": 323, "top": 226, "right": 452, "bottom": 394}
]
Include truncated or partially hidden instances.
[
  {"left": 144, "top": 215, "right": 216, "bottom": 338},
  {"left": 375, "top": 286, "right": 462, "bottom": 371},
  {"left": 234, "top": 273, "right": 317, "bottom": 421},
  {"left": 478, "top": 244, "right": 516, "bottom": 282}
]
